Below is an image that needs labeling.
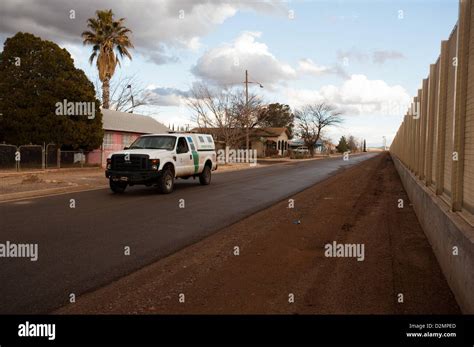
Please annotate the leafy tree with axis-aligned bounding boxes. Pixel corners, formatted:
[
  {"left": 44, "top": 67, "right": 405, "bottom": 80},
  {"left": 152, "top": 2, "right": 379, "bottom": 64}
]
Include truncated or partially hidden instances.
[
  {"left": 295, "top": 103, "right": 344, "bottom": 155},
  {"left": 82, "top": 9, "right": 133, "bottom": 109},
  {"left": 0, "top": 32, "right": 103, "bottom": 149},
  {"left": 258, "top": 103, "right": 295, "bottom": 138},
  {"left": 336, "top": 136, "right": 349, "bottom": 153}
]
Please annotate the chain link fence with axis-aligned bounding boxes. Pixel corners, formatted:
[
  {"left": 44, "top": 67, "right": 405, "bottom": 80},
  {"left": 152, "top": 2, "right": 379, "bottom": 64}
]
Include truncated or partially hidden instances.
[
  {"left": 18, "top": 145, "right": 43, "bottom": 170},
  {"left": 0, "top": 144, "right": 17, "bottom": 171},
  {"left": 0, "top": 143, "right": 98, "bottom": 172}
]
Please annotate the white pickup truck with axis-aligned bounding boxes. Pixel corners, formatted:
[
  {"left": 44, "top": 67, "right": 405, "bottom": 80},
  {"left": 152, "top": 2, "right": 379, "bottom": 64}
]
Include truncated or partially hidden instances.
[{"left": 105, "top": 133, "right": 217, "bottom": 194}]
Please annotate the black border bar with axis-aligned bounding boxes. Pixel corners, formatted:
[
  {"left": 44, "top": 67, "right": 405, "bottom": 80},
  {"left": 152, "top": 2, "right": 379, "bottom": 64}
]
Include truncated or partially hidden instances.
[{"left": 0, "top": 315, "right": 473, "bottom": 345}]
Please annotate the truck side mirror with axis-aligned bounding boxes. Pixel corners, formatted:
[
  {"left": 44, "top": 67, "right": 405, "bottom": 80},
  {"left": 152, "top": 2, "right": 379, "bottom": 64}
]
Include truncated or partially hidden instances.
[{"left": 123, "top": 146, "right": 129, "bottom": 150}]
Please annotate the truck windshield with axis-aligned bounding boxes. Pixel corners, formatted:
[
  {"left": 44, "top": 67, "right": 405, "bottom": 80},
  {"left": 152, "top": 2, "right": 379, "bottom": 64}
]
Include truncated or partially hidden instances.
[{"left": 129, "top": 136, "right": 176, "bottom": 150}]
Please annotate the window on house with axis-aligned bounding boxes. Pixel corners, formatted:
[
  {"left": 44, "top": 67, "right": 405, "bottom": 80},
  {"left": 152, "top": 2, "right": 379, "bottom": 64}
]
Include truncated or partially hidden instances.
[
  {"left": 103, "top": 133, "right": 113, "bottom": 147},
  {"left": 122, "top": 134, "right": 134, "bottom": 147}
]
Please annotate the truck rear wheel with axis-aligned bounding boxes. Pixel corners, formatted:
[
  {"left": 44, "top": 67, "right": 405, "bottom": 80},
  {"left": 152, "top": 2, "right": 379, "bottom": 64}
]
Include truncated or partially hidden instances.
[
  {"left": 158, "top": 167, "right": 174, "bottom": 194},
  {"left": 199, "top": 165, "right": 211, "bottom": 185},
  {"left": 109, "top": 179, "right": 127, "bottom": 193}
]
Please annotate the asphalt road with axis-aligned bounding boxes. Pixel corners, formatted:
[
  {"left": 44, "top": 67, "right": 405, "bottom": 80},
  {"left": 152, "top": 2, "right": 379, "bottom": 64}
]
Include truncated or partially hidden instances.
[{"left": 0, "top": 153, "right": 378, "bottom": 313}]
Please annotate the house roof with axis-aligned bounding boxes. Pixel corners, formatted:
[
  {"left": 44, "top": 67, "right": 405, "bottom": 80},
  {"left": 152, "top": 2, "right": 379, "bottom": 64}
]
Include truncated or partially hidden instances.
[
  {"left": 101, "top": 108, "right": 169, "bottom": 134},
  {"left": 191, "top": 127, "right": 290, "bottom": 138},
  {"left": 250, "top": 127, "right": 290, "bottom": 137}
]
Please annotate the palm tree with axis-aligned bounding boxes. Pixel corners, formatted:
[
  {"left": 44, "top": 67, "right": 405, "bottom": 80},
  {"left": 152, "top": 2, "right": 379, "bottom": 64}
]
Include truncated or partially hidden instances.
[{"left": 82, "top": 9, "right": 133, "bottom": 109}]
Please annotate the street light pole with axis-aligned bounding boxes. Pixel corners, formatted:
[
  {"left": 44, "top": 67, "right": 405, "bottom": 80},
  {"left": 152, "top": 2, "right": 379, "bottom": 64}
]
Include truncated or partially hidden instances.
[{"left": 127, "top": 84, "right": 135, "bottom": 113}]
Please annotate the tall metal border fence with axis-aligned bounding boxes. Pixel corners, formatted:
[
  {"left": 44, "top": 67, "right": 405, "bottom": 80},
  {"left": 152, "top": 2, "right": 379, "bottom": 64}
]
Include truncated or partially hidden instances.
[{"left": 390, "top": 0, "right": 474, "bottom": 222}]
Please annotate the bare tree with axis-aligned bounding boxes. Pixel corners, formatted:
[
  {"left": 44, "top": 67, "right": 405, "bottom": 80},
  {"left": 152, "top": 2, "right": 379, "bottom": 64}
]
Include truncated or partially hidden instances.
[
  {"left": 94, "top": 74, "right": 150, "bottom": 113},
  {"left": 187, "top": 83, "right": 241, "bottom": 148},
  {"left": 295, "top": 103, "right": 344, "bottom": 155},
  {"left": 347, "top": 135, "right": 359, "bottom": 152},
  {"left": 186, "top": 83, "right": 264, "bottom": 148},
  {"left": 229, "top": 88, "right": 265, "bottom": 150}
]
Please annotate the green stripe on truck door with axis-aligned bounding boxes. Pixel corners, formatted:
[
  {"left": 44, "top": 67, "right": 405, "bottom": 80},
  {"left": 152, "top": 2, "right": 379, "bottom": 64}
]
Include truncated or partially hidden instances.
[{"left": 192, "top": 151, "right": 199, "bottom": 173}]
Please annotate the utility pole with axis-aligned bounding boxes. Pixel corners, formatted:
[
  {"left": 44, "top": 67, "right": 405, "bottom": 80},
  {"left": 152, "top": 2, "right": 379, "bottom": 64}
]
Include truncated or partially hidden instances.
[
  {"left": 244, "top": 70, "right": 263, "bottom": 150},
  {"left": 234, "top": 70, "right": 263, "bottom": 152},
  {"left": 245, "top": 70, "right": 249, "bottom": 151}
]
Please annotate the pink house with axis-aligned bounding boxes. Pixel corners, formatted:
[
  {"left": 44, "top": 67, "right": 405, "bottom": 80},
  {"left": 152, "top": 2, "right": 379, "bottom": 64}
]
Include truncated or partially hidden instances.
[{"left": 87, "top": 109, "right": 169, "bottom": 167}]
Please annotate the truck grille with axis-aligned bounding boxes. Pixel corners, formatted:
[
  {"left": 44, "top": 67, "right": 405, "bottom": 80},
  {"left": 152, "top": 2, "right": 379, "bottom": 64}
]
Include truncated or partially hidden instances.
[{"left": 111, "top": 154, "right": 150, "bottom": 171}]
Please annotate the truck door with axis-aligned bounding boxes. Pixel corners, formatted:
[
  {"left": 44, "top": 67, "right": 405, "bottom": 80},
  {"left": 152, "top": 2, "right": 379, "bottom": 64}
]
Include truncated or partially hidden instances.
[
  {"left": 186, "top": 136, "right": 200, "bottom": 175},
  {"left": 175, "top": 137, "right": 194, "bottom": 176}
]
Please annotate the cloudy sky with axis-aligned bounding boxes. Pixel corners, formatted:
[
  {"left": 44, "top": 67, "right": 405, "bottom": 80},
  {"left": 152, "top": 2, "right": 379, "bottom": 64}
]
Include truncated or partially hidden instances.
[{"left": 0, "top": 0, "right": 458, "bottom": 146}]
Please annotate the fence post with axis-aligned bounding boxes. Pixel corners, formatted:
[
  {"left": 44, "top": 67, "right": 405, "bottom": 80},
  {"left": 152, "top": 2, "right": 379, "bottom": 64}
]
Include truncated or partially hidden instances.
[
  {"left": 403, "top": 112, "right": 410, "bottom": 167},
  {"left": 412, "top": 100, "right": 416, "bottom": 171},
  {"left": 56, "top": 147, "right": 60, "bottom": 169},
  {"left": 408, "top": 108, "right": 411, "bottom": 169},
  {"left": 407, "top": 113, "right": 410, "bottom": 166},
  {"left": 451, "top": 0, "right": 471, "bottom": 211},
  {"left": 425, "top": 64, "right": 437, "bottom": 186},
  {"left": 420, "top": 79, "right": 429, "bottom": 181},
  {"left": 15, "top": 146, "right": 20, "bottom": 172},
  {"left": 436, "top": 40, "right": 450, "bottom": 195},
  {"left": 408, "top": 109, "right": 412, "bottom": 169},
  {"left": 101, "top": 145, "right": 104, "bottom": 169},
  {"left": 412, "top": 97, "right": 418, "bottom": 173},
  {"left": 42, "top": 143, "right": 45, "bottom": 170},
  {"left": 416, "top": 90, "right": 422, "bottom": 176}
]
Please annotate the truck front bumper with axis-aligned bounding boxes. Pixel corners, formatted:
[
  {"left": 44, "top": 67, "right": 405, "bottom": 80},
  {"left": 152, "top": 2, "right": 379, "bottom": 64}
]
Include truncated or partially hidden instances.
[{"left": 105, "top": 169, "right": 161, "bottom": 184}]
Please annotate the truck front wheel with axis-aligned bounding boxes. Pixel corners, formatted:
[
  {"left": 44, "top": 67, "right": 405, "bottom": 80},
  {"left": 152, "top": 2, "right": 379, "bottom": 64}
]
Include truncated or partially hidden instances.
[
  {"left": 109, "top": 179, "right": 127, "bottom": 193},
  {"left": 199, "top": 165, "right": 211, "bottom": 185},
  {"left": 158, "top": 167, "right": 174, "bottom": 194}
]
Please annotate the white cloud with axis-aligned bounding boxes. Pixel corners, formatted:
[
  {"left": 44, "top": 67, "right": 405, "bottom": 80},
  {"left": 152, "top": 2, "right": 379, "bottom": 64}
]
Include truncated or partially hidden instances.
[
  {"left": 145, "top": 86, "right": 190, "bottom": 107},
  {"left": 182, "top": 37, "right": 202, "bottom": 51},
  {"left": 337, "top": 48, "right": 405, "bottom": 65},
  {"left": 147, "top": 93, "right": 182, "bottom": 107},
  {"left": 284, "top": 74, "right": 411, "bottom": 116},
  {"left": 372, "top": 50, "right": 405, "bottom": 64},
  {"left": 336, "top": 48, "right": 369, "bottom": 64},
  {"left": 192, "top": 31, "right": 297, "bottom": 87},
  {"left": 191, "top": 32, "right": 348, "bottom": 87},
  {"left": 0, "top": 0, "right": 287, "bottom": 65},
  {"left": 297, "top": 58, "right": 348, "bottom": 78},
  {"left": 298, "top": 58, "right": 330, "bottom": 75}
]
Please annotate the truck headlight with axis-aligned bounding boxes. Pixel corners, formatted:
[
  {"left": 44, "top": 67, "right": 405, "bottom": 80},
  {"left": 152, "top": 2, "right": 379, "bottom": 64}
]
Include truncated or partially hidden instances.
[{"left": 149, "top": 159, "right": 159, "bottom": 170}]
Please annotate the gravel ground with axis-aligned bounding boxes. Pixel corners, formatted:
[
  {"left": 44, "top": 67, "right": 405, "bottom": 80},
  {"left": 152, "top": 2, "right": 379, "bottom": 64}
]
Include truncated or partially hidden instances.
[
  {"left": 56, "top": 153, "right": 460, "bottom": 314},
  {"left": 0, "top": 168, "right": 106, "bottom": 196}
]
